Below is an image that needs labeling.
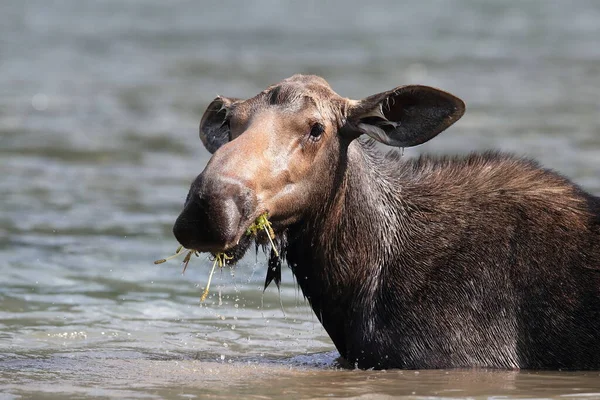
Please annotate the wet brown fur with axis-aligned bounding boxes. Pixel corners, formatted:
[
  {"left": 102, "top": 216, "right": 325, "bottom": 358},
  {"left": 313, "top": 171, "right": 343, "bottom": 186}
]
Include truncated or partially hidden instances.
[
  {"left": 176, "top": 75, "right": 600, "bottom": 370},
  {"left": 286, "top": 141, "right": 600, "bottom": 369}
]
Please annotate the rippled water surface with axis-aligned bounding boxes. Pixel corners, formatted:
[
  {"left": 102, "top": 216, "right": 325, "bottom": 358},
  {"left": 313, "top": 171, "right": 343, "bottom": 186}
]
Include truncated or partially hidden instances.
[{"left": 2, "top": 1, "right": 600, "bottom": 398}]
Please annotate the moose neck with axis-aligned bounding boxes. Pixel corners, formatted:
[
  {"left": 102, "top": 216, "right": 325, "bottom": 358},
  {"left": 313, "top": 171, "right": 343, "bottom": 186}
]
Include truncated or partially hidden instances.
[{"left": 285, "top": 140, "right": 411, "bottom": 354}]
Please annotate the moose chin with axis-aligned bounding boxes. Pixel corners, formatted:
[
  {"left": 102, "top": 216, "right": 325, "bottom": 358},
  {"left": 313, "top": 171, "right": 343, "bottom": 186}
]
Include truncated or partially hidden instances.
[{"left": 172, "top": 74, "right": 600, "bottom": 370}]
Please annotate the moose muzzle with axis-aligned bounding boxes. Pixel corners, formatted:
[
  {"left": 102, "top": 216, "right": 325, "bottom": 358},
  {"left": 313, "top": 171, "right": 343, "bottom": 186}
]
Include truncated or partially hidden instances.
[{"left": 172, "top": 171, "right": 257, "bottom": 253}]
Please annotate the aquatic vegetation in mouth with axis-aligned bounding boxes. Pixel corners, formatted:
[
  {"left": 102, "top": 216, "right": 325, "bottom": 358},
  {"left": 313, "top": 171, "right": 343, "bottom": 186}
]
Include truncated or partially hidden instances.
[
  {"left": 154, "top": 245, "right": 232, "bottom": 302},
  {"left": 154, "top": 245, "right": 199, "bottom": 274},
  {"left": 246, "top": 212, "right": 281, "bottom": 291},
  {"left": 200, "top": 252, "right": 233, "bottom": 302},
  {"left": 154, "top": 212, "right": 279, "bottom": 302},
  {"left": 246, "top": 212, "right": 279, "bottom": 257}
]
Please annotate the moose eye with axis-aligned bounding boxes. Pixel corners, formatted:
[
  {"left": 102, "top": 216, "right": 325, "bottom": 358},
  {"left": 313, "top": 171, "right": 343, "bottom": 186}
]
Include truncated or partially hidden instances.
[{"left": 309, "top": 123, "right": 324, "bottom": 140}]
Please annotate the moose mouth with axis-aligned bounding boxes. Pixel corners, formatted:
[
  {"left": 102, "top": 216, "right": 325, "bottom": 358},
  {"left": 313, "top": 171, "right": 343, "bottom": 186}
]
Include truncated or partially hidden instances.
[
  {"left": 211, "top": 227, "right": 278, "bottom": 265},
  {"left": 188, "top": 212, "right": 286, "bottom": 266},
  {"left": 171, "top": 182, "right": 287, "bottom": 291},
  {"left": 159, "top": 211, "right": 286, "bottom": 303}
]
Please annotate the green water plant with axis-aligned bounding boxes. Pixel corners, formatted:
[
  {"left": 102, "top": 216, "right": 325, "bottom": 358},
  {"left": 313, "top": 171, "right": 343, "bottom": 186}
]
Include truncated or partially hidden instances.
[
  {"left": 246, "top": 212, "right": 279, "bottom": 257},
  {"left": 200, "top": 252, "right": 233, "bottom": 302},
  {"left": 154, "top": 245, "right": 199, "bottom": 274},
  {"left": 154, "top": 245, "right": 231, "bottom": 302},
  {"left": 153, "top": 212, "right": 278, "bottom": 303}
]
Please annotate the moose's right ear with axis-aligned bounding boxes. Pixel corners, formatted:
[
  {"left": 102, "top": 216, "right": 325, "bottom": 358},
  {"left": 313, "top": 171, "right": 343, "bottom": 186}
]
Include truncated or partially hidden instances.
[{"left": 199, "top": 96, "right": 238, "bottom": 154}]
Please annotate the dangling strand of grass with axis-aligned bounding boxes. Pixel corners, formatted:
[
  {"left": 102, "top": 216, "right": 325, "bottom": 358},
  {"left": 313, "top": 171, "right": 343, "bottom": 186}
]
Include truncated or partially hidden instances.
[
  {"left": 181, "top": 248, "right": 200, "bottom": 274},
  {"left": 153, "top": 245, "right": 186, "bottom": 264},
  {"left": 154, "top": 245, "right": 200, "bottom": 274},
  {"left": 155, "top": 245, "right": 231, "bottom": 302},
  {"left": 154, "top": 213, "right": 276, "bottom": 303},
  {"left": 200, "top": 252, "right": 232, "bottom": 302},
  {"left": 246, "top": 212, "right": 279, "bottom": 257}
]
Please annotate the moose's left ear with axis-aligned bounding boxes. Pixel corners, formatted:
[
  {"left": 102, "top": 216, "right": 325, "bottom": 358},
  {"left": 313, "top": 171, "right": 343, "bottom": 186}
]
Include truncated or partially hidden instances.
[{"left": 342, "top": 85, "right": 465, "bottom": 147}]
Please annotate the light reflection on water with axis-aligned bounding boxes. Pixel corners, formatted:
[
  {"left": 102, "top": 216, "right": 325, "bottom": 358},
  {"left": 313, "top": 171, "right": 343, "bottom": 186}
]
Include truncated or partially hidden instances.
[{"left": 1, "top": 0, "right": 600, "bottom": 398}]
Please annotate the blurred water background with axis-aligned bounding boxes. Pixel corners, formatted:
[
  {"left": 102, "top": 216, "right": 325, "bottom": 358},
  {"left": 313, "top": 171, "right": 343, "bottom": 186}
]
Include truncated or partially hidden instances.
[{"left": 1, "top": 0, "right": 600, "bottom": 398}]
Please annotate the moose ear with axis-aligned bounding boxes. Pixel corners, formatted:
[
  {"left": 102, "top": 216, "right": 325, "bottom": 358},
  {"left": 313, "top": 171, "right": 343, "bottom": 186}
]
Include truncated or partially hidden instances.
[
  {"left": 199, "top": 96, "right": 238, "bottom": 154},
  {"left": 343, "top": 85, "right": 465, "bottom": 147}
]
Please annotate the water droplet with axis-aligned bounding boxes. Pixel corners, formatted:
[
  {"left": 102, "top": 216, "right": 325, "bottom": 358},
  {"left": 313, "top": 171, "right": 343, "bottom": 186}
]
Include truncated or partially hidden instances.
[{"left": 31, "top": 93, "right": 48, "bottom": 111}]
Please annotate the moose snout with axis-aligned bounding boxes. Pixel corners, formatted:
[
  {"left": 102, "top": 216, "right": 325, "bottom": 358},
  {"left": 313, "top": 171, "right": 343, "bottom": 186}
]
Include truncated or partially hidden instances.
[{"left": 172, "top": 175, "right": 256, "bottom": 252}]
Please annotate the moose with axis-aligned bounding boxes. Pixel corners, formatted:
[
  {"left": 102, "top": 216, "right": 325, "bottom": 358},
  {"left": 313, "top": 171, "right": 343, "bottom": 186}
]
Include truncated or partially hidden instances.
[{"left": 172, "top": 74, "right": 600, "bottom": 370}]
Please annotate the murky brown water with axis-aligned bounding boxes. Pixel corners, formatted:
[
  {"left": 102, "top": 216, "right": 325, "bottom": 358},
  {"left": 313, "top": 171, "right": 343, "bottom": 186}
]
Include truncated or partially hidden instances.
[
  {"left": 3, "top": 356, "right": 600, "bottom": 399},
  {"left": 2, "top": 0, "right": 600, "bottom": 398}
]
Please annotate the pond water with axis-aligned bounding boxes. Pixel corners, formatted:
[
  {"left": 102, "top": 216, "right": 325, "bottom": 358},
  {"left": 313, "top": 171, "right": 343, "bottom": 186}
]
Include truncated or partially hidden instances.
[{"left": 1, "top": 0, "right": 600, "bottom": 398}]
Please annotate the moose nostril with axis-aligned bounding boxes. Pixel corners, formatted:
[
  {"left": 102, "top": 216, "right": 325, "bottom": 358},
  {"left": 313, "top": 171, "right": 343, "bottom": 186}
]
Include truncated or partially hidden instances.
[
  {"left": 172, "top": 200, "right": 203, "bottom": 249},
  {"left": 172, "top": 219, "right": 189, "bottom": 248},
  {"left": 172, "top": 186, "right": 250, "bottom": 251}
]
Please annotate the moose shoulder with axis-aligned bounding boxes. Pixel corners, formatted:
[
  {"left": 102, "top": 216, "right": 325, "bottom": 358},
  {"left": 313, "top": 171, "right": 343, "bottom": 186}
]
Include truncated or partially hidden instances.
[{"left": 173, "top": 74, "right": 600, "bottom": 370}]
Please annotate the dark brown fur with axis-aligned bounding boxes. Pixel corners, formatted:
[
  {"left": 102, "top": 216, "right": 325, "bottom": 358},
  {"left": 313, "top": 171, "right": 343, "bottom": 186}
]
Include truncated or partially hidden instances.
[
  {"left": 286, "top": 143, "right": 600, "bottom": 369},
  {"left": 173, "top": 75, "right": 600, "bottom": 370}
]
